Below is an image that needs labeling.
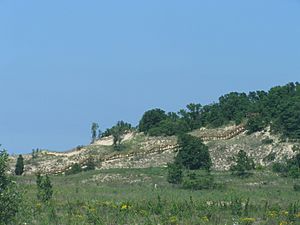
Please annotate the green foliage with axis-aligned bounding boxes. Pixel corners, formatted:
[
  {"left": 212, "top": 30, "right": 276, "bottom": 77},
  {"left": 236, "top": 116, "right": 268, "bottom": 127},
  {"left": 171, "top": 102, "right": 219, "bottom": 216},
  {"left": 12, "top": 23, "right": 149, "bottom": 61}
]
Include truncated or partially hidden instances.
[
  {"left": 84, "top": 157, "right": 96, "bottom": 171},
  {"left": 36, "top": 173, "right": 53, "bottom": 202},
  {"left": 182, "top": 171, "right": 215, "bottom": 190},
  {"left": 294, "top": 183, "right": 300, "bottom": 192},
  {"left": 175, "top": 134, "right": 212, "bottom": 171},
  {"left": 11, "top": 167, "right": 300, "bottom": 225},
  {"left": 110, "top": 121, "right": 132, "bottom": 150},
  {"left": 273, "top": 152, "right": 300, "bottom": 178},
  {"left": 263, "top": 152, "right": 276, "bottom": 162},
  {"left": 15, "top": 154, "right": 24, "bottom": 176},
  {"left": 136, "top": 82, "right": 300, "bottom": 139},
  {"left": 272, "top": 162, "right": 289, "bottom": 174},
  {"left": 0, "top": 149, "right": 21, "bottom": 225},
  {"left": 31, "top": 148, "right": 39, "bottom": 159},
  {"left": 246, "top": 115, "right": 266, "bottom": 134},
  {"left": 91, "top": 122, "right": 99, "bottom": 143},
  {"left": 65, "top": 163, "right": 82, "bottom": 175},
  {"left": 178, "top": 103, "right": 203, "bottom": 130},
  {"left": 139, "top": 108, "right": 168, "bottom": 134},
  {"left": 167, "top": 163, "right": 183, "bottom": 184},
  {"left": 102, "top": 121, "right": 133, "bottom": 138},
  {"left": 230, "top": 150, "right": 255, "bottom": 177},
  {"left": 261, "top": 138, "right": 274, "bottom": 145}
]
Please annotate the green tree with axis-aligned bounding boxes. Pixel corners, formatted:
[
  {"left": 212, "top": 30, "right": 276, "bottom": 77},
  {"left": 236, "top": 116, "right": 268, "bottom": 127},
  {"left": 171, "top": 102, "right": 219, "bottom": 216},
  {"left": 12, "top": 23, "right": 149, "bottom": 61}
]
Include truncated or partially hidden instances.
[
  {"left": 36, "top": 173, "right": 53, "bottom": 202},
  {"left": 0, "top": 149, "right": 21, "bottom": 224},
  {"left": 139, "top": 108, "right": 167, "bottom": 134},
  {"left": 178, "top": 103, "right": 203, "bottom": 130},
  {"left": 91, "top": 122, "right": 99, "bottom": 143},
  {"left": 111, "top": 121, "right": 132, "bottom": 150},
  {"left": 230, "top": 150, "right": 255, "bottom": 177},
  {"left": 175, "top": 134, "right": 212, "bottom": 171},
  {"left": 15, "top": 154, "right": 24, "bottom": 176}
]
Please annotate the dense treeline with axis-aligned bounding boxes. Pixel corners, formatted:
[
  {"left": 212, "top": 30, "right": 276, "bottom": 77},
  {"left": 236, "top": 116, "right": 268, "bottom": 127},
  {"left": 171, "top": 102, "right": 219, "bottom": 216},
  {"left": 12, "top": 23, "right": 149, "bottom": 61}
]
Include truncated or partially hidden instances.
[{"left": 138, "top": 82, "right": 300, "bottom": 139}]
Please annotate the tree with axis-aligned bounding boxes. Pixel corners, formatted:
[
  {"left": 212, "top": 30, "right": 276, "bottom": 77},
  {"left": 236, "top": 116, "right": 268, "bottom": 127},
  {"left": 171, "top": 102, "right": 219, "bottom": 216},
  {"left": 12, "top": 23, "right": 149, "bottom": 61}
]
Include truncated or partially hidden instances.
[
  {"left": 36, "top": 173, "right": 53, "bottom": 202},
  {"left": 139, "top": 108, "right": 167, "bottom": 134},
  {"left": 175, "top": 134, "right": 212, "bottom": 171},
  {"left": 91, "top": 122, "right": 99, "bottom": 143},
  {"left": 230, "top": 150, "right": 255, "bottom": 177},
  {"left": 15, "top": 154, "right": 24, "bottom": 176},
  {"left": 110, "top": 121, "right": 132, "bottom": 150},
  {"left": 0, "top": 149, "right": 21, "bottom": 224},
  {"left": 179, "top": 103, "right": 203, "bottom": 130}
]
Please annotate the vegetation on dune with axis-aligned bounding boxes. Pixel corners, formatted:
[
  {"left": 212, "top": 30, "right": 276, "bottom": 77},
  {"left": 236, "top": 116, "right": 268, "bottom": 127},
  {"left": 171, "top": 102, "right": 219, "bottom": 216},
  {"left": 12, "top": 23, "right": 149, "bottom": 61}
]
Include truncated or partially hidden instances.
[
  {"left": 138, "top": 82, "right": 300, "bottom": 140},
  {"left": 2, "top": 82, "right": 300, "bottom": 224},
  {"left": 230, "top": 150, "right": 255, "bottom": 177},
  {"left": 272, "top": 145, "right": 300, "bottom": 178}
]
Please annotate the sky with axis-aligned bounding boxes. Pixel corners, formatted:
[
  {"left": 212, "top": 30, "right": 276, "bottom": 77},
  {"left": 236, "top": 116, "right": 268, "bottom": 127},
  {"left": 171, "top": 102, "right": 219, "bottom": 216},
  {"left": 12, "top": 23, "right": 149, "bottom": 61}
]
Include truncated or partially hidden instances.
[{"left": 0, "top": 0, "right": 300, "bottom": 154}]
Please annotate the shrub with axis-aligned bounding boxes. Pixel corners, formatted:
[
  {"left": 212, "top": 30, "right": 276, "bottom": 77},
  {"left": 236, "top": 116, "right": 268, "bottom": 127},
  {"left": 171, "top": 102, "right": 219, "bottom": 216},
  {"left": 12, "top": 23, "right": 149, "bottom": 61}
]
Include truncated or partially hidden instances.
[
  {"left": 262, "top": 138, "right": 274, "bottom": 145},
  {"left": 167, "top": 163, "right": 183, "bottom": 184},
  {"left": 230, "top": 150, "right": 255, "bottom": 177},
  {"left": 294, "top": 183, "right": 300, "bottom": 192},
  {"left": 84, "top": 157, "right": 96, "bottom": 171},
  {"left": 182, "top": 172, "right": 215, "bottom": 190},
  {"left": 65, "top": 163, "right": 82, "bottom": 175},
  {"left": 36, "top": 173, "right": 53, "bottom": 202},
  {"left": 288, "top": 166, "right": 300, "bottom": 178},
  {"left": 0, "top": 150, "right": 21, "bottom": 224},
  {"left": 263, "top": 152, "right": 276, "bottom": 162},
  {"left": 272, "top": 162, "right": 288, "bottom": 174}
]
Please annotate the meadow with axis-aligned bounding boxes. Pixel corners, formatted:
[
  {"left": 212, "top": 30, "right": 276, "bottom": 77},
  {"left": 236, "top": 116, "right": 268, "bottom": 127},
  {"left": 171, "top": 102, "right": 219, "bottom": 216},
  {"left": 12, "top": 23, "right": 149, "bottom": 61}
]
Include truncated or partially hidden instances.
[{"left": 14, "top": 167, "right": 300, "bottom": 225}]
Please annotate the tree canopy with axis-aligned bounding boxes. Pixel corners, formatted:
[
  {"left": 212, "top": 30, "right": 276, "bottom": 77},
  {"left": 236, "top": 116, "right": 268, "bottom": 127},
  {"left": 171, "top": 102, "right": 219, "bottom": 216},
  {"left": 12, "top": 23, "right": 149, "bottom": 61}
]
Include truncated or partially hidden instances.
[{"left": 137, "top": 82, "right": 300, "bottom": 139}]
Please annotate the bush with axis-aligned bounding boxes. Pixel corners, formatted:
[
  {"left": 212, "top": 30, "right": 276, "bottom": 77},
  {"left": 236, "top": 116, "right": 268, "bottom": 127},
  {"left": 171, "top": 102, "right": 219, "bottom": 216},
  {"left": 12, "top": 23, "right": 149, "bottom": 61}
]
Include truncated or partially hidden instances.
[
  {"left": 288, "top": 166, "right": 300, "bottom": 178},
  {"left": 84, "top": 157, "right": 96, "bottom": 171},
  {"left": 65, "top": 163, "right": 82, "bottom": 175},
  {"left": 273, "top": 153, "right": 300, "bottom": 178},
  {"left": 167, "top": 163, "right": 183, "bottom": 184},
  {"left": 263, "top": 152, "right": 276, "bottom": 162},
  {"left": 182, "top": 172, "right": 215, "bottom": 190},
  {"left": 230, "top": 150, "right": 255, "bottom": 177},
  {"left": 294, "top": 183, "right": 300, "bottom": 192},
  {"left": 262, "top": 138, "right": 274, "bottom": 145},
  {"left": 36, "top": 173, "right": 53, "bottom": 202},
  {"left": 0, "top": 150, "right": 21, "bottom": 224},
  {"left": 272, "top": 162, "right": 288, "bottom": 174}
]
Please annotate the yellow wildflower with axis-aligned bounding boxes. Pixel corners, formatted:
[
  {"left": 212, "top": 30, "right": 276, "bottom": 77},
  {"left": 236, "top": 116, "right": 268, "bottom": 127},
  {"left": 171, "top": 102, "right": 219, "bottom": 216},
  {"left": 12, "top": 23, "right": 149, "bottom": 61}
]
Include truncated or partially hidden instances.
[
  {"left": 201, "top": 216, "right": 209, "bottom": 222},
  {"left": 240, "top": 217, "right": 256, "bottom": 224},
  {"left": 169, "top": 216, "right": 178, "bottom": 225},
  {"left": 279, "top": 221, "right": 288, "bottom": 225},
  {"left": 121, "top": 204, "right": 131, "bottom": 210},
  {"left": 268, "top": 211, "right": 278, "bottom": 218}
]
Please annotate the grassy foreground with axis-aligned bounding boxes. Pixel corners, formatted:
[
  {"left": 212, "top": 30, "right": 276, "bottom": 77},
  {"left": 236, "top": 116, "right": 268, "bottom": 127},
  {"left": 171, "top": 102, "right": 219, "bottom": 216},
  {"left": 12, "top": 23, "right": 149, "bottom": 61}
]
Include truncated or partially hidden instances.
[{"left": 14, "top": 168, "right": 300, "bottom": 225}]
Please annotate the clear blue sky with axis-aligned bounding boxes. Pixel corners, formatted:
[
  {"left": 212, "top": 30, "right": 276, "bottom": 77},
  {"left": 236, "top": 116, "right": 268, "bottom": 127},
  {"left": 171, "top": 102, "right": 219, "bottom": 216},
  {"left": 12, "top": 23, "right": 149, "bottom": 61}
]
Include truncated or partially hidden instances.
[{"left": 1, "top": 0, "right": 299, "bottom": 154}]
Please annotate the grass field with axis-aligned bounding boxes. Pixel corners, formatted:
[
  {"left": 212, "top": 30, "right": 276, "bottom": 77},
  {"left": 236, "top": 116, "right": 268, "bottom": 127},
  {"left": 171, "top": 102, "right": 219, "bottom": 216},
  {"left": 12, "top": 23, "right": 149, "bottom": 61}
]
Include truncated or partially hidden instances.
[{"left": 14, "top": 167, "right": 300, "bottom": 225}]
